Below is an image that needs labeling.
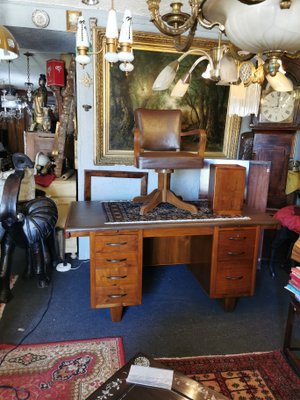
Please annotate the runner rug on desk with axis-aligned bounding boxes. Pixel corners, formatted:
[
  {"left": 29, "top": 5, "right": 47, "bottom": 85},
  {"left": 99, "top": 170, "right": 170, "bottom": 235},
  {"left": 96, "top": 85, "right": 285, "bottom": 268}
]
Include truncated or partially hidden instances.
[
  {"left": 158, "top": 350, "right": 300, "bottom": 400},
  {"left": 102, "top": 200, "right": 251, "bottom": 224},
  {"left": 0, "top": 337, "right": 124, "bottom": 400}
]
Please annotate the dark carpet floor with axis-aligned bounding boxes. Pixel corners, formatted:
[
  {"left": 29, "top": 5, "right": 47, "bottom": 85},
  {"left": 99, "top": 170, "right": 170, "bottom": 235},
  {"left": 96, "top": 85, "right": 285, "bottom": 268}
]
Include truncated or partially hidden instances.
[{"left": 0, "top": 249, "right": 294, "bottom": 361}]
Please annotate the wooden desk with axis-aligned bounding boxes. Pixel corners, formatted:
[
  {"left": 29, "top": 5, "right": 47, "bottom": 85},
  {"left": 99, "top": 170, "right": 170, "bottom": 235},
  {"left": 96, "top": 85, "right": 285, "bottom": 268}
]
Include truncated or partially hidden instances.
[{"left": 65, "top": 201, "right": 277, "bottom": 322}]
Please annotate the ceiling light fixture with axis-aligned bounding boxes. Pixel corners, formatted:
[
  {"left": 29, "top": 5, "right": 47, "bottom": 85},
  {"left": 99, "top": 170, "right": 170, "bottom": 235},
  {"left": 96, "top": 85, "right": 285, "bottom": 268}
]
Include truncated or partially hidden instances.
[
  {"left": 75, "top": 1, "right": 134, "bottom": 73},
  {"left": 148, "top": 0, "right": 300, "bottom": 116},
  {"left": 0, "top": 26, "right": 19, "bottom": 60},
  {"left": 81, "top": 0, "right": 99, "bottom": 5}
]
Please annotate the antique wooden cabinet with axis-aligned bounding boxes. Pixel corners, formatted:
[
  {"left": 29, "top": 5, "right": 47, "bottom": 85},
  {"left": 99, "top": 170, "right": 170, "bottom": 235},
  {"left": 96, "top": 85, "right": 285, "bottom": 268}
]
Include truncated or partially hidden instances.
[{"left": 251, "top": 128, "right": 296, "bottom": 209}]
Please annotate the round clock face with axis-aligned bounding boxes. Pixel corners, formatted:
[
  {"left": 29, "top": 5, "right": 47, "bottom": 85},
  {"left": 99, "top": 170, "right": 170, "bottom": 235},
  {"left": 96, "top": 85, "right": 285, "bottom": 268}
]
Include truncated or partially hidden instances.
[{"left": 260, "top": 91, "right": 295, "bottom": 123}]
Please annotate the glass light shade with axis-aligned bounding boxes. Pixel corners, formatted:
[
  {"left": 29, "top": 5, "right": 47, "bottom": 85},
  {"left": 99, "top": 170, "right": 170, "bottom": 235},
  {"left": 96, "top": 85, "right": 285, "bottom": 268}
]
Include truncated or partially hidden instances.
[
  {"left": 266, "top": 72, "right": 293, "bottom": 92},
  {"left": 202, "top": 64, "right": 211, "bottom": 79},
  {"left": 203, "top": 0, "right": 300, "bottom": 54},
  {"left": 228, "top": 82, "right": 261, "bottom": 117},
  {"left": 104, "top": 51, "right": 119, "bottom": 63},
  {"left": 220, "top": 53, "right": 238, "bottom": 83},
  {"left": 76, "top": 17, "right": 90, "bottom": 48},
  {"left": 0, "top": 26, "right": 19, "bottom": 60},
  {"left": 152, "top": 60, "right": 179, "bottom": 91},
  {"left": 75, "top": 54, "right": 91, "bottom": 65},
  {"left": 106, "top": 8, "right": 119, "bottom": 39},
  {"left": 119, "top": 62, "right": 134, "bottom": 72},
  {"left": 118, "top": 51, "right": 134, "bottom": 63},
  {"left": 119, "top": 10, "right": 133, "bottom": 44},
  {"left": 171, "top": 74, "right": 191, "bottom": 97}
]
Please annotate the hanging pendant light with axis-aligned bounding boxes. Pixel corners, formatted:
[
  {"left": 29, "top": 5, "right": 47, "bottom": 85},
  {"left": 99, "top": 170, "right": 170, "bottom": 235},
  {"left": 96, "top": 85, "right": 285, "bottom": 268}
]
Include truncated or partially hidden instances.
[
  {"left": 24, "top": 52, "right": 34, "bottom": 102},
  {"left": 0, "top": 26, "right": 19, "bottom": 60}
]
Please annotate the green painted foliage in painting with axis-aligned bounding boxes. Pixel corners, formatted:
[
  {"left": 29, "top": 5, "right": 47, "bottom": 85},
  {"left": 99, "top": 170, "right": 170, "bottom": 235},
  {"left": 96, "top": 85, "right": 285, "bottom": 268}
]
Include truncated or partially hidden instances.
[{"left": 109, "top": 49, "right": 229, "bottom": 152}]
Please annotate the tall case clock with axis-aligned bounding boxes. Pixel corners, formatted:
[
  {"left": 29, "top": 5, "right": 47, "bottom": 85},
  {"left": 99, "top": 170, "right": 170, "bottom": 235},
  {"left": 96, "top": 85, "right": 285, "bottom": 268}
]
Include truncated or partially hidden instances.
[{"left": 250, "top": 89, "right": 300, "bottom": 209}]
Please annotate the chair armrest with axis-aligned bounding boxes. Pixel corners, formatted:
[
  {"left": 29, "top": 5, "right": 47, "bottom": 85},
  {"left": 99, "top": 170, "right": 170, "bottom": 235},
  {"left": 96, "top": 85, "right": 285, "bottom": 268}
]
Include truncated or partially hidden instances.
[
  {"left": 134, "top": 127, "right": 141, "bottom": 167},
  {"left": 180, "top": 129, "right": 207, "bottom": 157}
]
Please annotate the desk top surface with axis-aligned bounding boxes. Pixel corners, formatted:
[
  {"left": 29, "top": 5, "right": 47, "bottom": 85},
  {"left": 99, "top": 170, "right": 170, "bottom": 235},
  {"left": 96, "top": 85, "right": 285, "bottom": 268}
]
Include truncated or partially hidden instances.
[{"left": 65, "top": 201, "right": 278, "bottom": 237}]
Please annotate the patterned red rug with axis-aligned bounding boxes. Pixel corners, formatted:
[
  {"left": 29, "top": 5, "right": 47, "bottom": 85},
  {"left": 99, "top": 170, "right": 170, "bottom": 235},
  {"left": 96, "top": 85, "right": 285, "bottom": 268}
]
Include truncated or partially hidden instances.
[
  {"left": 158, "top": 350, "right": 300, "bottom": 400},
  {"left": 0, "top": 337, "right": 124, "bottom": 400}
]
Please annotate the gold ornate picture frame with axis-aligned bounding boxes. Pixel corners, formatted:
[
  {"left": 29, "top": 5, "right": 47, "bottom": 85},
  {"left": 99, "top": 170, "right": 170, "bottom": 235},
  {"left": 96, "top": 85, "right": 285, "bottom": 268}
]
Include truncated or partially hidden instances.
[
  {"left": 66, "top": 10, "right": 82, "bottom": 32},
  {"left": 94, "top": 29, "right": 240, "bottom": 165}
]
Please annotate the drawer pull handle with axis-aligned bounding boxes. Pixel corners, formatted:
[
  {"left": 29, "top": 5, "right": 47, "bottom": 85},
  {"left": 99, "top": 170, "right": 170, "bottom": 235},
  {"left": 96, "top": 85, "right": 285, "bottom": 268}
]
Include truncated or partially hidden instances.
[
  {"left": 227, "top": 251, "right": 245, "bottom": 256},
  {"left": 228, "top": 236, "right": 247, "bottom": 241},
  {"left": 106, "top": 241, "right": 128, "bottom": 247},
  {"left": 106, "top": 258, "right": 127, "bottom": 263},
  {"left": 225, "top": 276, "right": 243, "bottom": 280},
  {"left": 107, "top": 275, "right": 127, "bottom": 280},
  {"left": 108, "top": 293, "right": 127, "bottom": 298}
]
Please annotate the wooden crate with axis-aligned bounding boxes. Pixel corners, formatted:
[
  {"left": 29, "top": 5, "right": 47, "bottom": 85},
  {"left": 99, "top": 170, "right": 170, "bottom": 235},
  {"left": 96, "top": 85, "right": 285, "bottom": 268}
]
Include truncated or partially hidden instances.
[{"left": 208, "top": 164, "right": 246, "bottom": 215}]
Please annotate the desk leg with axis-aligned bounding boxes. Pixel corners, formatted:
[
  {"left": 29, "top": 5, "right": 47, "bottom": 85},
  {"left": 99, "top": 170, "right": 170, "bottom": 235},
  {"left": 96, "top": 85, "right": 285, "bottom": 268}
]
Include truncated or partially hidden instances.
[
  {"left": 110, "top": 306, "right": 123, "bottom": 322},
  {"left": 221, "top": 297, "right": 237, "bottom": 312}
]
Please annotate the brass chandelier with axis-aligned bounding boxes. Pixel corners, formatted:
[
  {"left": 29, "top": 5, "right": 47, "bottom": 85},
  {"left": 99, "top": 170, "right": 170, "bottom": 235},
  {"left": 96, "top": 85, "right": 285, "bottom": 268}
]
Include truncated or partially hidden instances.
[
  {"left": 147, "top": 0, "right": 300, "bottom": 77},
  {"left": 148, "top": 0, "right": 300, "bottom": 116}
]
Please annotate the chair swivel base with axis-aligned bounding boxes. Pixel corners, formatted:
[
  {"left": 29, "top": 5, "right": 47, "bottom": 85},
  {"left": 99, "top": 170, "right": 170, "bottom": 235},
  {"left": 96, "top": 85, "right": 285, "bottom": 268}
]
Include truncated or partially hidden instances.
[{"left": 133, "top": 188, "right": 197, "bottom": 216}]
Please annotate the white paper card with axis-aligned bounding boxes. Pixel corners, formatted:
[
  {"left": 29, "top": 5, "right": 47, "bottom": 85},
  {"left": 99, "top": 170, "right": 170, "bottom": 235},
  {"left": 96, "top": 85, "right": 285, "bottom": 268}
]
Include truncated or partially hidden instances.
[{"left": 126, "top": 365, "right": 174, "bottom": 390}]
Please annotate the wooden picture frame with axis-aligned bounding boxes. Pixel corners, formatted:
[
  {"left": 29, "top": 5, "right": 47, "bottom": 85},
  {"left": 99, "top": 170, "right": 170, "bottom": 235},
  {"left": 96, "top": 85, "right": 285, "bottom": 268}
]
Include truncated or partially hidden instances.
[
  {"left": 94, "top": 28, "right": 241, "bottom": 165},
  {"left": 66, "top": 10, "right": 82, "bottom": 32}
]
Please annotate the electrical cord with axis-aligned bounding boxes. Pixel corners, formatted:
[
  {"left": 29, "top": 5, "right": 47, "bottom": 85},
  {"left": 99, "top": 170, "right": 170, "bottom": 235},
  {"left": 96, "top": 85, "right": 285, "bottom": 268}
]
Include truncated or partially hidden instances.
[{"left": 0, "top": 277, "right": 54, "bottom": 368}]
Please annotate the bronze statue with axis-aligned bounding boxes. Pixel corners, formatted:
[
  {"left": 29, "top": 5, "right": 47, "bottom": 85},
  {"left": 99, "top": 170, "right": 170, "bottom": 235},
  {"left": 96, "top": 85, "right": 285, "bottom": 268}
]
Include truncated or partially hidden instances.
[{"left": 32, "top": 74, "right": 48, "bottom": 130}]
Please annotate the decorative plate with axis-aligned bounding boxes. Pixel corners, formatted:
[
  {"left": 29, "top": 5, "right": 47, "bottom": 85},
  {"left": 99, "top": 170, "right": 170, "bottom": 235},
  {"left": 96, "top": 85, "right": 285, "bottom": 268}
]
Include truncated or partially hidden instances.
[{"left": 32, "top": 9, "right": 50, "bottom": 28}]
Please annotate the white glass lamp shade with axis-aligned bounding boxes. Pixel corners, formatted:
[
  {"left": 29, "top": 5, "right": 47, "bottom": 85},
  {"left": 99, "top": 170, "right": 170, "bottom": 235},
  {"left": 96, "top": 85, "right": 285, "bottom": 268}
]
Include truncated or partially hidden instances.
[
  {"left": 106, "top": 8, "right": 119, "bottom": 39},
  {"left": 203, "top": 0, "right": 300, "bottom": 54},
  {"left": 76, "top": 17, "right": 90, "bottom": 48},
  {"left": 220, "top": 53, "right": 238, "bottom": 83},
  {"left": 119, "top": 9, "right": 133, "bottom": 44},
  {"left": 104, "top": 51, "right": 119, "bottom": 63},
  {"left": 118, "top": 50, "right": 134, "bottom": 63},
  {"left": 0, "top": 26, "right": 19, "bottom": 60},
  {"left": 202, "top": 63, "right": 211, "bottom": 79},
  {"left": 75, "top": 54, "right": 91, "bottom": 65},
  {"left": 119, "top": 62, "right": 134, "bottom": 72},
  {"left": 152, "top": 60, "right": 179, "bottom": 91},
  {"left": 266, "top": 72, "right": 293, "bottom": 92},
  {"left": 171, "top": 74, "right": 191, "bottom": 97}
]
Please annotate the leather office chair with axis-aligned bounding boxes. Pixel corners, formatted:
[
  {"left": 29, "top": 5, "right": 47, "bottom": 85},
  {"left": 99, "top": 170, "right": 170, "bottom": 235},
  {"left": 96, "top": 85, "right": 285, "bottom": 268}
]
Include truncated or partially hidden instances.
[{"left": 133, "top": 108, "right": 207, "bottom": 215}]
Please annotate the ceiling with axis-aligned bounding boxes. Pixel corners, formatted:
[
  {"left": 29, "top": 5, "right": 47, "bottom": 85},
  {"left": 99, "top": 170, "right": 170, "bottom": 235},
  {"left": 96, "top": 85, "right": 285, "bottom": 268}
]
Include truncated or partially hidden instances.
[{"left": 0, "top": 1, "right": 211, "bottom": 90}]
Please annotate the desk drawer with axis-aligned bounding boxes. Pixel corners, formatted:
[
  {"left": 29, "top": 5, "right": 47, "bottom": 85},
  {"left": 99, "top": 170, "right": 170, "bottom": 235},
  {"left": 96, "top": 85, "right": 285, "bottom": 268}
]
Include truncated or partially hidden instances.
[
  {"left": 95, "top": 235, "right": 138, "bottom": 253},
  {"left": 95, "top": 252, "right": 138, "bottom": 269},
  {"left": 214, "top": 265, "right": 253, "bottom": 296},
  {"left": 95, "top": 266, "right": 138, "bottom": 287},
  {"left": 95, "top": 285, "right": 140, "bottom": 306},
  {"left": 217, "top": 229, "right": 256, "bottom": 261}
]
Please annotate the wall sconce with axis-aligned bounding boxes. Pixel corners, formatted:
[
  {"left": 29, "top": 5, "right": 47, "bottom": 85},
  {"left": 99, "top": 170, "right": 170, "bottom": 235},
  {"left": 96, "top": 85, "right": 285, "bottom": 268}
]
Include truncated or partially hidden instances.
[{"left": 75, "top": 2, "right": 134, "bottom": 73}]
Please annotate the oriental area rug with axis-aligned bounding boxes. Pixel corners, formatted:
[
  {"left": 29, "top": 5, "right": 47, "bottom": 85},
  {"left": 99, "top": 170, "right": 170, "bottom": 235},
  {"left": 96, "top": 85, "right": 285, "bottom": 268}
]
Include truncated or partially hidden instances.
[
  {"left": 102, "top": 200, "right": 251, "bottom": 224},
  {"left": 158, "top": 350, "right": 300, "bottom": 400},
  {"left": 0, "top": 337, "right": 124, "bottom": 400}
]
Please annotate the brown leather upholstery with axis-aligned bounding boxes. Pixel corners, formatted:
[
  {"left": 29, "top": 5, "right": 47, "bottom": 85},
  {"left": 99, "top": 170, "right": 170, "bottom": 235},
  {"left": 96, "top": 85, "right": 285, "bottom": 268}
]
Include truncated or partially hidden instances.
[{"left": 133, "top": 108, "right": 207, "bottom": 215}]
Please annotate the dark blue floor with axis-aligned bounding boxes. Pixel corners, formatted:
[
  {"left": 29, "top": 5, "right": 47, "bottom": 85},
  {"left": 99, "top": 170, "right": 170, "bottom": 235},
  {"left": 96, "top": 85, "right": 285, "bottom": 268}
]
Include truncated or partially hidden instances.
[{"left": 0, "top": 254, "right": 292, "bottom": 361}]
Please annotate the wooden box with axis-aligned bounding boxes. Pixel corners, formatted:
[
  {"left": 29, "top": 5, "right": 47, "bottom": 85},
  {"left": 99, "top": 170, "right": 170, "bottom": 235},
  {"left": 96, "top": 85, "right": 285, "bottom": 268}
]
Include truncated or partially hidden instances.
[{"left": 208, "top": 164, "right": 246, "bottom": 215}]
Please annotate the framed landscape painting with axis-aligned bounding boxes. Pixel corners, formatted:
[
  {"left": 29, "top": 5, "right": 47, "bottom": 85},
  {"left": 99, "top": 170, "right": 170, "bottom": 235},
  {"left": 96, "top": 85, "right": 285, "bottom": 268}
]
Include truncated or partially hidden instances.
[{"left": 94, "top": 29, "right": 240, "bottom": 165}]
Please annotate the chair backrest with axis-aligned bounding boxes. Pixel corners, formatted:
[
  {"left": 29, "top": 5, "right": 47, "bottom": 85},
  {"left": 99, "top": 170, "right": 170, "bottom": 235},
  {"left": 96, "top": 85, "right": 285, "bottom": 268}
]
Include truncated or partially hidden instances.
[{"left": 135, "top": 108, "right": 181, "bottom": 151}]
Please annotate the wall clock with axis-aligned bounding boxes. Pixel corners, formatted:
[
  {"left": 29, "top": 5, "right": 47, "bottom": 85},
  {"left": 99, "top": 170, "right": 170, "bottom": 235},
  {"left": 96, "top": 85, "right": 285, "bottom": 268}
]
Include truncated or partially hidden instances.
[
  {"left": 258, "top": 90, "right": 297, "bottom": 124},
  {"left": 32, "top": 9, "right": 50, "bottom": 28}
]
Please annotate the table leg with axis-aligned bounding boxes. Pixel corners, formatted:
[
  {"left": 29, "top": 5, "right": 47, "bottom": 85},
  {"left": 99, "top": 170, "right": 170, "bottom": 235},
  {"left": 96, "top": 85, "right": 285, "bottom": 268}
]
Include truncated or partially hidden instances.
[
  {"left": 221, "top": 297, "right": 237, "bottom": 312},
  {"left": 110, "top": 306, "right": 123, "bottom": 322}
]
